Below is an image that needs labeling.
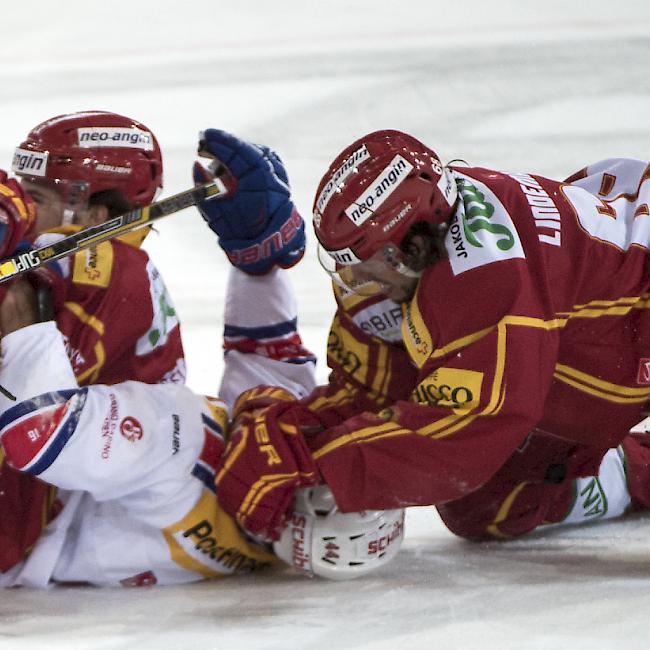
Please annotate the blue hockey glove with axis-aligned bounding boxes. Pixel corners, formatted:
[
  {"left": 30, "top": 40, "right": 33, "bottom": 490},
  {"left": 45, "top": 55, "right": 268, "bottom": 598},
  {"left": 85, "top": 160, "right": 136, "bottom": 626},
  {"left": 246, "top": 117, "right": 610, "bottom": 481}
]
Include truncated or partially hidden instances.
[{"left": 193, "top": 129, "right": 306, "bottom": 275}]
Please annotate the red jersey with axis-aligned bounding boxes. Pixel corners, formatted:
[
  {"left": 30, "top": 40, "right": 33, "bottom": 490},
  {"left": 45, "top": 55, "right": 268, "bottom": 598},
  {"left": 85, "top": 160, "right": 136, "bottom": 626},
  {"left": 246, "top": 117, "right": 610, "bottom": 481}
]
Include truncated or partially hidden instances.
[
  {"left": 301, "top": 283, "right": 417, "bottom": 427},
  {"left": 309, "top": 158, "right": 650, "bottom": 512},
  {"left": 56, "top": 232, "right": 185, "bottom": 385},
  {"left": 0, "top": 230, "right": 185, "bottom": 571}
]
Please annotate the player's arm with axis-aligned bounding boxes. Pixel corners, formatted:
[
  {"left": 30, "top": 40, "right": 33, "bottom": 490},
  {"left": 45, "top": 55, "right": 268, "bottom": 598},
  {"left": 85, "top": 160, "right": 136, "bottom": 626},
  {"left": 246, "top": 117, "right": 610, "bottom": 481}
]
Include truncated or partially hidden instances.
[
  {"left": 191, "top": 128, "right": 319, "bottom": 410},
  {"left": 313, "top": 253, "right": 562, "bottom": 509},
  {"left": 311, "top": 280, "right": 562, "bottom": 512},
  {"left": 217, "top": 265, "right": 316, "bottom": 410},
  {"left": 216, "top": 290, "right": 559, "bottom": 537},
  {"left": 54, "top": 240, "right": 186, "bottom": 386},
  {"left": 0, "top": 291, "right": 212, "bottom": 525},
  {"left": 124, "top": 253, "right": 186, "bottom": 384},
  {"left": 303, "top": 289, "right": 420, "bottom": 426},
  {"left": 218, "top": 282, "right": 412, "bottom": 440}
]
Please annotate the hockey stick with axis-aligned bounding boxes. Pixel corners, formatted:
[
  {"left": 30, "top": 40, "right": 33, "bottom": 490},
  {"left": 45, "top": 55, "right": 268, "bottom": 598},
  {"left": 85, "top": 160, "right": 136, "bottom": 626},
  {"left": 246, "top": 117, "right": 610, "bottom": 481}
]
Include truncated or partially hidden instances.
[{"left": 0, "top": 178, "right": 227, "bottom": 284}]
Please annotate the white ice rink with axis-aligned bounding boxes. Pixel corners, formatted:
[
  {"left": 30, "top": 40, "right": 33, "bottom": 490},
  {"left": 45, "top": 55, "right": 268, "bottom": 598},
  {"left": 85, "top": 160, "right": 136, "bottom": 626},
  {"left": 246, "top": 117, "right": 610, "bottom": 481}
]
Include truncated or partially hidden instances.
[{"left": 2, "top": 1, "right": 650, "bottom": 648}]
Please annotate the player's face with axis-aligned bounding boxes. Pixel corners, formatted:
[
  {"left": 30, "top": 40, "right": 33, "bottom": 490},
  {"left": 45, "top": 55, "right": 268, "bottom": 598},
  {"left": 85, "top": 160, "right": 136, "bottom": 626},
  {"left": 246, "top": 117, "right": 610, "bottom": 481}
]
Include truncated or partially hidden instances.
[
  {"left": 321, "top": 243, "right": 421, "bottom": 303},
  {"left": 19, "top": 178, "right": 96, "bottom": 232},
  {"left": 19, "top": 179, "right": 66, "bottom": 233},
  {"left": 350, "top": 261, "right": 419, "bottom": 303}
]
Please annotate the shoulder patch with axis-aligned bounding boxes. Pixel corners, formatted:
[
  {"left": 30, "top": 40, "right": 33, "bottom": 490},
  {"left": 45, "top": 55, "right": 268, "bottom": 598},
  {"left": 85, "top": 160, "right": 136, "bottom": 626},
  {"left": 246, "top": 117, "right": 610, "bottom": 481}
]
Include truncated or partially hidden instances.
[
  {"left": 445, "top": 174, "right": 525, "bottom": 275},
  {"left": 72, "top": 242, "right": 114, "bottom": 288}
]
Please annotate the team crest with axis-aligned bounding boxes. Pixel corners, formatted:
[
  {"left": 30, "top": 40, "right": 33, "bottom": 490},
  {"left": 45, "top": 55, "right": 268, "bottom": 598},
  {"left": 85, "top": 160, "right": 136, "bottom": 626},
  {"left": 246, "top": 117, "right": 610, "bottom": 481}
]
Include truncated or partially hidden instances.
[{"left": 120, "top": 416, "right": 144, "bottom": 442}]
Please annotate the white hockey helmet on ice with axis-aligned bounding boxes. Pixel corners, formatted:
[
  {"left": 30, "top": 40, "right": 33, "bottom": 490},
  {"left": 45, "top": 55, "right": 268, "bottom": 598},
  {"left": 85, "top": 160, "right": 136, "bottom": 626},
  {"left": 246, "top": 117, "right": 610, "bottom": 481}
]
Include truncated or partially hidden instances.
[{"left": 273, "top": 485, "right": 405, "bottom": 580}]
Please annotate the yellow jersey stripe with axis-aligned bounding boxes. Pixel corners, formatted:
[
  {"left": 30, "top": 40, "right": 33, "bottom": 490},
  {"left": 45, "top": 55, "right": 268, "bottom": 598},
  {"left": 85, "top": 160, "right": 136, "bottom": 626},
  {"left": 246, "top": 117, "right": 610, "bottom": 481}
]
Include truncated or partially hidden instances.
[
  {"left": 429, "top": 326, "right": 495, "bottom": 360},
  {"left": 371, "top": 343, "right": 389, "bottom": 395},
  {"left": 553, "top": 372, "right": 650, "bottom": 405},
  {"left": 501, "top": 315, "right": 567, "bottom": 330},
  {"left": 312, "top": 421, "right": 407, "bottom": 460},
  {"left": 238, "top": 471, "right": 316, "bottom": 521},
  {"left": 215, "top": 425, "right": 249, "bottom": 485},
  {"left": 238, "top": 473, "right": 298, "bottom": 520},
  {"left": 555, "top": 363, "right": 650, "bottom": 397},
  {"left": 427, "top": 414, "right": 479, "bottom": 440},
  {"left": 63, "top": 301, "right": 105, "bottom": 335},
  {"left": 306, "top": 388, "right": 355, "bottom": 413},
  {"left": 561, "top": 296, "right": 641, "bottom": 312},
  {"left": 75, "top": 341, "right": 106, "bottom": 384},
  {"left": 485, "top": 481, "right": 529, "bottom": 538},
  {"left": 483, "top": 321, "right": 508, "bottom": 415}
]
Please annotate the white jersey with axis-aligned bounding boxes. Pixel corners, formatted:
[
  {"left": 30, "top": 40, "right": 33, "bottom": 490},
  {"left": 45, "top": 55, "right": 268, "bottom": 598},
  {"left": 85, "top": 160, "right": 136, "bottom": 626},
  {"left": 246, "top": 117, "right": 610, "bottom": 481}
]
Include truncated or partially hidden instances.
[{"left": 0, "top": 268, "right": 316, "bottom": 587}]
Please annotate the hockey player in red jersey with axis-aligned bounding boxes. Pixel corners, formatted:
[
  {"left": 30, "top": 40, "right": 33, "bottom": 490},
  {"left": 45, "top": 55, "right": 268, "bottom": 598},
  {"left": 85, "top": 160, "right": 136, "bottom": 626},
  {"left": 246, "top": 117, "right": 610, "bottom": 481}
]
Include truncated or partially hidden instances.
[
  {"left": 0, "top": 132, "right": 404, "bottom": 586},
  {"left": 0, "top": 112, "right": 186, "bottom": 574},
  {"left": 212, "top": 129, "right": 650, "bottom": 542},
  {"left": 11, "top": 111, "right": 185, "bottom": 385}
]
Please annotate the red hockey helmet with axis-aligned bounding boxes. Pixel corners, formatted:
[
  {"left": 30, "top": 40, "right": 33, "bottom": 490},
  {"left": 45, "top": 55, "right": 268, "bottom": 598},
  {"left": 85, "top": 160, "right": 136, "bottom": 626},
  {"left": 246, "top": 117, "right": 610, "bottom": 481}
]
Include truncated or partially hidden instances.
[
  {"left": 313, "top": 129, "right": 457, "bottom": 266},
  {"left": 12, "top": 111, "right": 163, "bottom": 211}
]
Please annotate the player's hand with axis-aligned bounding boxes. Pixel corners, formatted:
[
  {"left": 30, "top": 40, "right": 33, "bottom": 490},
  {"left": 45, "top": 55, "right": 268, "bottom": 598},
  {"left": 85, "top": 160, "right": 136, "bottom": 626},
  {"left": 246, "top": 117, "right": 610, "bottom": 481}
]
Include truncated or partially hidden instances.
[
  {"left": 0, "top": 172, "right": 42, "bottom": 317},
  {"left": 0, "top": 170, "right": 36, "bottom": 258},
  {"left": 1, "top": 241, "right": 67, "bottom": 320},
  {"left": 215, "top": 401, "right": 323, "bottom": 540},
  {"left": 192, "top": 129, "right": 305, "bottom": 275},
  {"left": 0, "top": 279, "right": 39, "bottom": 336}
]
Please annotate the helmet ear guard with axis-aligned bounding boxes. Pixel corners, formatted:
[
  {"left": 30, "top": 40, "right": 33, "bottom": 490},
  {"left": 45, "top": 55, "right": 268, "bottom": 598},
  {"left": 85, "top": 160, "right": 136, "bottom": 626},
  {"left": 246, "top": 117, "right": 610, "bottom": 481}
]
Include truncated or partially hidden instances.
[{"left": 273, "top": 486, "right": 405, "bottom": 580}]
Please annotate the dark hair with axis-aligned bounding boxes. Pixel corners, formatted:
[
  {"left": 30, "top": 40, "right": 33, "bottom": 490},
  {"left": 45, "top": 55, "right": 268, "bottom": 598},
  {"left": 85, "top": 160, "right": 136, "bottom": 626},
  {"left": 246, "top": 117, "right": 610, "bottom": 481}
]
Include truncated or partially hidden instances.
[
  {"left": 88, "top": 189, "right": 132, "bottom": 219},
  {"left": 400, "top": 221, "right": 449, "bottom": 271}
]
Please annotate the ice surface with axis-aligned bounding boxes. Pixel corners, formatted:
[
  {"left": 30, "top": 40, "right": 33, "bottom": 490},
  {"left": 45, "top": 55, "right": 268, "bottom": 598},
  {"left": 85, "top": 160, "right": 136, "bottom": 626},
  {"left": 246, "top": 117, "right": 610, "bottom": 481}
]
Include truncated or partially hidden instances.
[{"left": 2, "top": 1, "right": 650, "bottom": 647}]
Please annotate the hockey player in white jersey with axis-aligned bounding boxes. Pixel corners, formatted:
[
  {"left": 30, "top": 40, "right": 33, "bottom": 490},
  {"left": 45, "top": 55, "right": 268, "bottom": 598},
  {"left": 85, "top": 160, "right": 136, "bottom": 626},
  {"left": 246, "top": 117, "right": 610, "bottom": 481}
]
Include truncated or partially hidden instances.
[{"left": 0, "top": 131, "right": 404, "bottom": 587}]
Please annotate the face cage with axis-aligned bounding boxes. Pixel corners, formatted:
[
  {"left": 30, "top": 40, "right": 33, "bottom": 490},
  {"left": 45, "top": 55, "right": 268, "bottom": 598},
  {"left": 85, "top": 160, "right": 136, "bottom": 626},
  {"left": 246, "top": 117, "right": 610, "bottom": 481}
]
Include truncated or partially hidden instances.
[
  {"left": 18, "top": 175, "right": 92, "bottom": 226},
  {"left": 317, "top": 243, "right": 422, "bottom": 297}
]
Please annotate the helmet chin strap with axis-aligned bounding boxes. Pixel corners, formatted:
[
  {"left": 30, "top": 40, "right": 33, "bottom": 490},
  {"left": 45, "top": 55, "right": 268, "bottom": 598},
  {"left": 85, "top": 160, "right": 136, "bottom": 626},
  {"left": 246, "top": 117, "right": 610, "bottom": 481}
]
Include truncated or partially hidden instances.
[
  {"left": 61, "top": 180, "right": 92, "bottom": 227},
  {"left": 394, "top": 260, "right": 422, "bottom": 278},
  {"left": 62, "top": 207, "right": 76, "bottom": 226}
]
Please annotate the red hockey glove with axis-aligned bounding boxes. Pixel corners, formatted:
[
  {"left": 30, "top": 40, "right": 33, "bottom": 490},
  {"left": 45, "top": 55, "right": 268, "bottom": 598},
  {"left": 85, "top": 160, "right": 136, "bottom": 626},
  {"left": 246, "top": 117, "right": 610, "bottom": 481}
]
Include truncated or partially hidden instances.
[
  {"left": 215, "top": 401, "right": 324, "bottom": 541},
  {"left": 0, "top": 172, "right": 66, "bottom": 318},
  {"left": 0, "top": 171, "right": 36, "bottom": 258},
  {"left": 231, "top": 385, "right": 299, "bottom": 420}
]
